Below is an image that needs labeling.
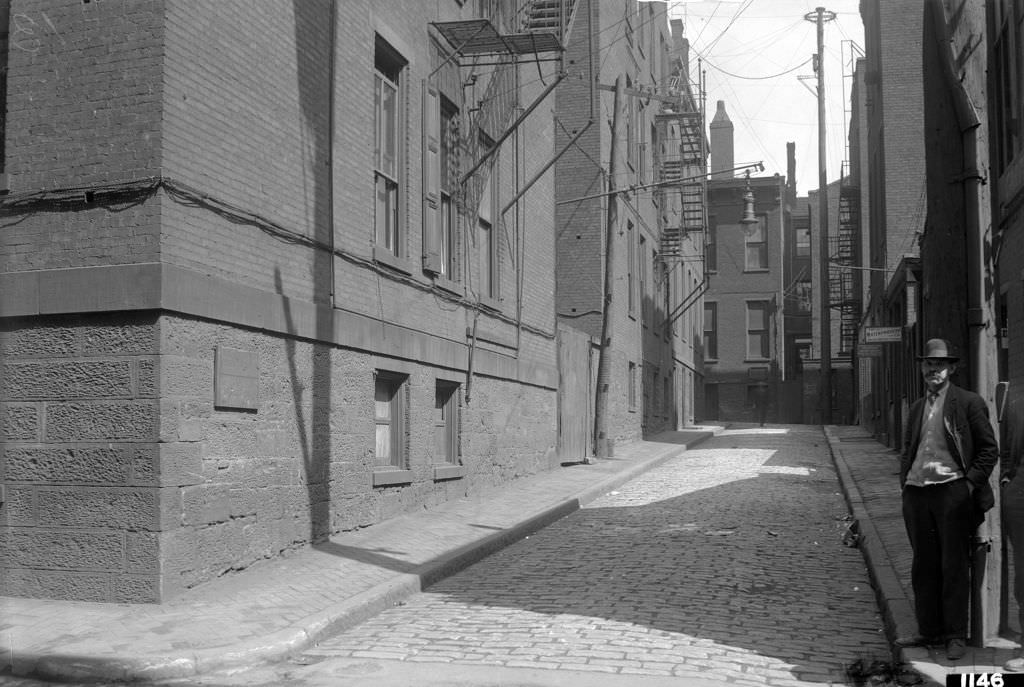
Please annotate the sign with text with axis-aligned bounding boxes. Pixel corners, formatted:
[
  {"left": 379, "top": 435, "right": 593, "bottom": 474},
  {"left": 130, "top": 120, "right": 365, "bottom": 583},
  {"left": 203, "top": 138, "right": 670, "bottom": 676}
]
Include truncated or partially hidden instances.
[{"left": 864, "top": 326, "right": 903, "bottom": 343}]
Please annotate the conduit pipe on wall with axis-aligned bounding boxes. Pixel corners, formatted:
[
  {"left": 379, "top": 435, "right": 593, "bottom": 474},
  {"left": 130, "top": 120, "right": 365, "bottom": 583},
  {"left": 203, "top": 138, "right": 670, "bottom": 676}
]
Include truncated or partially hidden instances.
[
  {"left": 929, "top": 1, "right": 997, "bottom": 644},
  {"left": 928, "top": 6, "right": 987, "bottom": 394}
]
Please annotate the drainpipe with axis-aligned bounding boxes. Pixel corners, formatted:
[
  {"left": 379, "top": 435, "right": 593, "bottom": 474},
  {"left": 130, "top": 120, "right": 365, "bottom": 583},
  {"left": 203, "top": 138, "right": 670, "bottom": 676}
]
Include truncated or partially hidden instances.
[
  {"left": 930, "top": 2, "right": 995, "bottom": 645},
  {"left": 326, "top": 0, "right": 338, "bottom": 307}
]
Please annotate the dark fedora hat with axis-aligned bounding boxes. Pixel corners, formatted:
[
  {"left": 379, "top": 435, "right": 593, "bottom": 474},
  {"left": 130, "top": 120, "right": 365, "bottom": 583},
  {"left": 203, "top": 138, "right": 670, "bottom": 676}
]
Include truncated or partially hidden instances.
[{"left": 918, "top": 338, "right": 959, "bottom": 361}]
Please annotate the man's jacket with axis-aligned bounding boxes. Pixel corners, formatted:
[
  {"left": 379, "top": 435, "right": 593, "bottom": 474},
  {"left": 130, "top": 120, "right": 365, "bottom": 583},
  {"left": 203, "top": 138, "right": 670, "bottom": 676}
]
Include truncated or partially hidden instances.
[{"left": 901, "top": 382, "right": 999, "bottom": 516}]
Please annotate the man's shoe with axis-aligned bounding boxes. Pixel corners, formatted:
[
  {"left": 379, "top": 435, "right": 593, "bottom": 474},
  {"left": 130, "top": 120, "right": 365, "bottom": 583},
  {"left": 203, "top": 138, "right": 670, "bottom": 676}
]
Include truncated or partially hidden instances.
[
  {"left": 894, "top": 634, "right": 940, "bottom": 648},
  {"left": 947, "top": 638, "right": 967, "bottom": 660},
  {"left": 1004, "top": 657, "right": 1024, "bottom": 672}
]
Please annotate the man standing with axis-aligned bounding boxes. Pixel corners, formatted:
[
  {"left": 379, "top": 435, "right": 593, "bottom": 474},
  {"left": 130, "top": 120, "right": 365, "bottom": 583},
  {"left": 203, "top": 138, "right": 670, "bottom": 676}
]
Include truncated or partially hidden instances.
[{"left": 895, "top": 339, "right": 998, "bottom": 660}]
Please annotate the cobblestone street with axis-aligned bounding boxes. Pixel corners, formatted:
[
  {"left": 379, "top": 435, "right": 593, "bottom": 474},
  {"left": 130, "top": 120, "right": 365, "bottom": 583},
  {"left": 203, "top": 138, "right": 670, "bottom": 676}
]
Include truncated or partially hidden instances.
[{"left": 296, "top": 425, "right": 891, "bottom": 685}]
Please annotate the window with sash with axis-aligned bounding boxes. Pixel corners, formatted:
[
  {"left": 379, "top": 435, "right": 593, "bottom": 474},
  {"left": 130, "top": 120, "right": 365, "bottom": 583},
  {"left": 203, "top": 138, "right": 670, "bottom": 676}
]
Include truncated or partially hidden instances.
[
  {"left": 374, "top": 371, "right": 409, "bottom": 469},
  {"left": 375, "top": 36, "right": 406, "bottom": 258},
  {"left": 746, "top": 301, "right": 770, "bottom": 360},
  {"left": 434, "top": 381, "right": 461, "bottom": 465}
]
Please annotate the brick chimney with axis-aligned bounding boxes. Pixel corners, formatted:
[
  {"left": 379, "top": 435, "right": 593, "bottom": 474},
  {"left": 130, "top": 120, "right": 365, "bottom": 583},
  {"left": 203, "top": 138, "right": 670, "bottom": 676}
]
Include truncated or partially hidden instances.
[{"left": 709, "top": 100, "right": 734, "bottom": 178}]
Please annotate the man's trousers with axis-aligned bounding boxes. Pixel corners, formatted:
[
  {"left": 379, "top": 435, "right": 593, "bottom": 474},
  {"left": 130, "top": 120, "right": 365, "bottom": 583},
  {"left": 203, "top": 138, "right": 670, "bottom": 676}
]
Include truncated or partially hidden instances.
[{"left": 902, "top": 479, "right": 974, "bottom": 641}]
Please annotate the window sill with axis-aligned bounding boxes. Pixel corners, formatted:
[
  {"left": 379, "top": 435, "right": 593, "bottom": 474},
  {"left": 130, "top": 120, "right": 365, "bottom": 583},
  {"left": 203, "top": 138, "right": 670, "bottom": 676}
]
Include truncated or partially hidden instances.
[
  {"left": 479, "top": 294, "right": 502, "bottom": 312},
  {"left": 705, "top": 358, "right": 718, "bottom": 364},
  {"left": 372, "top": 468, "right": 414, "bottom": 487},
  {"left": 743, "top": 268, "right": 770, "bottom": 274},
  {"left": 373, "top": 246, "right": 412, "bottom": 275},
  {"left": 433, "top": 274, "right": 463, "bottom": 296},
  {"left": 433, "top": 464, "right": 465, "bottom": 481}
]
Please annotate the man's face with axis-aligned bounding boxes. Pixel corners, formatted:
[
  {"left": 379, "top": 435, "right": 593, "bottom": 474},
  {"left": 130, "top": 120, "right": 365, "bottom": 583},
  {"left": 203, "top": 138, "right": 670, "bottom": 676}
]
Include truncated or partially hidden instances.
[{"left": 921, "top": 358, "right": 955, "bottom": 392}]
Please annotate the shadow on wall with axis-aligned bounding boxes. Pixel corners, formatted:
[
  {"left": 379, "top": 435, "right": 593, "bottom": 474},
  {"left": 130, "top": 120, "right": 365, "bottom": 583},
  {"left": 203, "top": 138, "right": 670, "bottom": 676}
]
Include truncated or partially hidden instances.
[{"left": 290, "top": 0, "right": 335, "bottom": 545}]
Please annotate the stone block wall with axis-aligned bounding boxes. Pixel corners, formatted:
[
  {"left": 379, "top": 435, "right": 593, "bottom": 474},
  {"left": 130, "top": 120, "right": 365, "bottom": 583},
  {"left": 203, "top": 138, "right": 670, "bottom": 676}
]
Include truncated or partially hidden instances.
[
  {"left": 0, "top": 313, "right": 166, "bottom": 602},
  {"left": 158, "top": 313, "right": 556, "bottom": 598}
]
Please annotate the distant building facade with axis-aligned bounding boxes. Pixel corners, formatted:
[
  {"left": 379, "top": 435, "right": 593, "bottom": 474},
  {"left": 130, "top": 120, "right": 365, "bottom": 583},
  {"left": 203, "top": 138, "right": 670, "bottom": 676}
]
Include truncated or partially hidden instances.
[{"left": 701, "top": 102, "right": 787, "bottom": 423}]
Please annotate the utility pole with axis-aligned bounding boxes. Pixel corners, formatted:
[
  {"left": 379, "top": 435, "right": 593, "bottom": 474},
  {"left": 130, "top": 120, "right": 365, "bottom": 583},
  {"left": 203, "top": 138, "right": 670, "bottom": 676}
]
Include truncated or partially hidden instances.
[
  {"left": 593, "top": 74, "right": 623, "bottom": 460},
  {"left": 805, "top": 6, "right": 836, "bottom": 424}
]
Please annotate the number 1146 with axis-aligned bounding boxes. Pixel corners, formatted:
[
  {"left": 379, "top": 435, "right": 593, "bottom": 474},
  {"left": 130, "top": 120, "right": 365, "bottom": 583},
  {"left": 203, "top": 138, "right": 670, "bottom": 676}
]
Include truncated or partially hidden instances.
[{"left": 948, "top": 674, "right": 1022, "bottom": 687}]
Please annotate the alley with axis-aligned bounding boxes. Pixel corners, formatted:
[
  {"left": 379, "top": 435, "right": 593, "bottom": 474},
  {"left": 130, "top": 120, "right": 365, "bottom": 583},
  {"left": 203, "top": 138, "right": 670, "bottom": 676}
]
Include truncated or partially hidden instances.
[{"left": 270, "top": 424, "right": 891, "bottom": 686}]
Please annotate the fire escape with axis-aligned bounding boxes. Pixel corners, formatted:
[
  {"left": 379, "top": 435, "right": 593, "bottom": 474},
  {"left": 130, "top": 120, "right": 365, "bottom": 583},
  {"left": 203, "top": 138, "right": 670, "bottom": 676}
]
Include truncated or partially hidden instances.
[
  {"left": 656, "top": 82, "right": 705, "bottom": 260},
  {"left": 432, "top": 0, "right": 578, "bottom": 230},
  {"left": 830, "top": 163, "right": 861, "bottom": 355}
]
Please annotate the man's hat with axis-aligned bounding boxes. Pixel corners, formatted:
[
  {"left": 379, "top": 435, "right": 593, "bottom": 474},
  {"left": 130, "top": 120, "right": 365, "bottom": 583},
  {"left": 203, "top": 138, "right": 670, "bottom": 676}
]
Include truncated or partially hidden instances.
[{"left": 918, "top": 338, "right": 959, "bottom": 362}]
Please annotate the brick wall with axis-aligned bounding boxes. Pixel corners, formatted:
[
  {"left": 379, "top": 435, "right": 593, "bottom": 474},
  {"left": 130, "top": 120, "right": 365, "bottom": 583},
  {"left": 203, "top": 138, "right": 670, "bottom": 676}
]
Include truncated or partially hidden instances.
[
  {"left": 878, "top": 1, "right": 926, "bottom": 272},
  {"left": 1, "top": 0, "right": 563, "bottom": 602},
  {"left": 0, "top": 0, "right": 163, "bottom": 272},
  {"left": 554, "top": 0, "right": 688, "bottom": 446}
]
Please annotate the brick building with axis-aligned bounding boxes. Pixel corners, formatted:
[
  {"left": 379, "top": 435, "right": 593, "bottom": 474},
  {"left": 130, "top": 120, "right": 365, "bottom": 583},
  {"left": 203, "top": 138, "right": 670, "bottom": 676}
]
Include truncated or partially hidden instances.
[
  {"left": 553, "top": 1, "right": 705, "bottom": 450},
  {"left": 851, "top": 0, "right": 1016, "bottom": 642},
  {"left": 796, "top": 174, "right": 857, "bottom": 426},
  {"left": 988, "top": 0, "right": 1024, "bottom": 642},
  {"left": 701, "top": 102, "right": 788, "bottom": 424},
  {"left": 989, "top": 2, "right": 1024, "bottom": 415},
  {"left": 0, "top": 0, "right": 571, "bottom": 603},
  {"left": 855, "top": 0, "right": 928, "bottom": 448}
]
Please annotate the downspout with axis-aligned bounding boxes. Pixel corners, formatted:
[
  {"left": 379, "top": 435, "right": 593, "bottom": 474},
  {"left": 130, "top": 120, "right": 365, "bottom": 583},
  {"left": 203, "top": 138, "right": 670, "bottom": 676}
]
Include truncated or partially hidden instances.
[
  {"left": 327, "top": 0, "right": 338, "bottom": 307},
  {"left": 929, "top": 1, "right": 995, "bottom": 645},
  {"left": 930, "top": 5, "right": 987, "bottom": 396}
]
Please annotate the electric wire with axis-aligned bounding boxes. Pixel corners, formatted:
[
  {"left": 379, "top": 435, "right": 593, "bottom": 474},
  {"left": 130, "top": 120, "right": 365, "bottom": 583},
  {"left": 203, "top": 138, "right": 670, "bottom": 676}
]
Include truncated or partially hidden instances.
[{"left": 0, "top": 177, "right": 556, "bottom": 340}]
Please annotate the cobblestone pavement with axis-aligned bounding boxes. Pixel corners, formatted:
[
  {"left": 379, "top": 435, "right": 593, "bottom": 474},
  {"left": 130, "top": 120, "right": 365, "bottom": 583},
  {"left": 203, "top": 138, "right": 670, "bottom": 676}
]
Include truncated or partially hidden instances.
[{"left": 294, "top": 425, "right": 892, "bottom": 685}]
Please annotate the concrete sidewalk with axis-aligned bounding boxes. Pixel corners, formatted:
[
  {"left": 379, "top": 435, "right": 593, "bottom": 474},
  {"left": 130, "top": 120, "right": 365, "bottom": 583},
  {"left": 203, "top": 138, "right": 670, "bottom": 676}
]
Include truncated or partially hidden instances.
[
  {"left": 825, "top": 424, "right": 1020, "bottom": 686},
  {"left": 0, "top": 428, "right": 717, "bottom": 683}
]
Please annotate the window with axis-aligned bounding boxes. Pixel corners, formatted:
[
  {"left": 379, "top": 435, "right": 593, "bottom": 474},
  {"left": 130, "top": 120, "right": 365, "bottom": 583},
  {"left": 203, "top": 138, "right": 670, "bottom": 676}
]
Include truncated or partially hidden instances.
[
  {"left": 706, "top": 215, "right": 718, "bottom": 272},
  {"left": 477, "top": 134, "right": 499, "bottom": 301},
  {"left": 628, "top": 361, "right": 637, "bottom": 410},
  {"left": 639, "top": 235, "right": 648, "bottom": 326},
  {"left": 435, "top": 381, "right": 461, "bottom": 464},
  {"left": 703, "top": 302, "right": 718, "bottom": 359},
  {"left": 423, "top": 81, "right": 459, "bottom": 277},
  {"left": 375, "top": 36, "right": 406, "bottom": 257},
  {"left": 626, "top": 78, "right": 636, "bottom": 171},
  {"left": 744, "top": 215, "right": 767, "bottom": 270},
  {"left": 661, "top": 259, "right": 670, "bottom": 339},
  {"left": 746, "top": 301, "right": 770, "bottom": 359},
  {"left": 627, "top": 221, "right": 636, "bottom": 316},
  {"left": 663, "top": 374, "right": 671, "bottom": 419},
  {"left": 992, "top": 12, "right": 1019, "bottom": 173},
  {"left": 439, "top": 99, "right": 458, "bottom": 278},
  {"left": 795, "top": 279, "right": 812, "bottom": 313},
  {"left": 374, "top": 371, "right": 409, "bottom": 469},
  {"left": 794, "top": 216, "right": 810, "bottom": 257}
]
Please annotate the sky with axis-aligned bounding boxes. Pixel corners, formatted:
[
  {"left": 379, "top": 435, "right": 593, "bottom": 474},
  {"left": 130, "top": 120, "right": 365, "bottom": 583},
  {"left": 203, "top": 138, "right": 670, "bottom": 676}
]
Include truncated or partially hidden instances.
[{"left": 666, "top": 0, "right": 865, "bottom": 196}]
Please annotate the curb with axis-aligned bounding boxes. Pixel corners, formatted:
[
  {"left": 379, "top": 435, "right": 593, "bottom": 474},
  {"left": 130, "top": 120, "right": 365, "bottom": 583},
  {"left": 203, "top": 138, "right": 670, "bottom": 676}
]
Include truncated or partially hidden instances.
[
  {"left": 29, "top": 431, "right": 715, "bottom": 683},
  {"left": 823, "top": 427, "right": 914, "bottom": 646},
  {"left": 823, "top": 427, "right": 941, "bottom": 687}
]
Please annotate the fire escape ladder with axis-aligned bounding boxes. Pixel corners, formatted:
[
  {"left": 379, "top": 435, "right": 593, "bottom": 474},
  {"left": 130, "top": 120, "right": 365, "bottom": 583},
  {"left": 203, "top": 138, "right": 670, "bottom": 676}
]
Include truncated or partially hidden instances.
[
  {"left": 831, "top": 185, "right": 861, "bottom": 354},
  {"left": 656, "top": 110, "right": 704, "bottom": 261},
  {"left": 433, "top": 0, "right": 577, "bottom": 219}
]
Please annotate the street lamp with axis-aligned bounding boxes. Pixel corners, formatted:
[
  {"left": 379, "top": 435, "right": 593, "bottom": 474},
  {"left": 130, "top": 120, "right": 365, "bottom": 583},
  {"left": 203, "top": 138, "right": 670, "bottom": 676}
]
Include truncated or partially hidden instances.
[{"left": 739, "top": 169, "right": 758, "bottom": 234}]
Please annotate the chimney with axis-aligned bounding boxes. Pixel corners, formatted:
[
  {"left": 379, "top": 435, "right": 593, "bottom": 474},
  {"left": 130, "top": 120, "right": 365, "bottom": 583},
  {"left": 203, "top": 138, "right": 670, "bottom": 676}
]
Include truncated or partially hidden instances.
[
  {"left": 709, "top": 100, "right": 734, "bottom": 178},
  {"left": 787, "top": 142, "right": 796, "bottom": 195},
  {"left": 670, "top": 19, "right": 689, "bottom": 78}
]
